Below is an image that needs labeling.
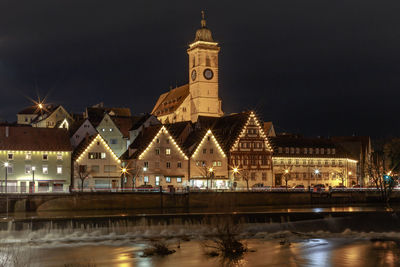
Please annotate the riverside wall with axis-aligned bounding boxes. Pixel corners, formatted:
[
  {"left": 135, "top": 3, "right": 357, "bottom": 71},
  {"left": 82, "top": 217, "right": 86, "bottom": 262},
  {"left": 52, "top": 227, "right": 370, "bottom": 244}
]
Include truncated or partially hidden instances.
[{"left": 0, "top": 191, "right": 398, "bottom": 212}]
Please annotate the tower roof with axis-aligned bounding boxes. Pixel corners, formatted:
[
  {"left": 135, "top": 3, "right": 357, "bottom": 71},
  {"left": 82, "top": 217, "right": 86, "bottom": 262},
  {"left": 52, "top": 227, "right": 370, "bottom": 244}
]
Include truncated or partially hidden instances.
[{"left": 193, "top": 11, "right": 214, "bottom": 42}]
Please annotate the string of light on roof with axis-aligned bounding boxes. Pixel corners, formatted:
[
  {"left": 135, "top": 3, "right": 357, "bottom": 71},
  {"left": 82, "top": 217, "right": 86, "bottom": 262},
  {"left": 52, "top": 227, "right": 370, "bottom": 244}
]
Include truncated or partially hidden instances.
[{"left": 192, "top": 129, "right": 226, "bottom": 158}]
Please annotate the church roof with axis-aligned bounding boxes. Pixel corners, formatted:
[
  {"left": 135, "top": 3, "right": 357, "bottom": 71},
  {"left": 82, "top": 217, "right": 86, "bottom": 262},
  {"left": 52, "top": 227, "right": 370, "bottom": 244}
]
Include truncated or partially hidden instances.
[{"left": 151, "top": 84, "right": 190, "bottom": 117}]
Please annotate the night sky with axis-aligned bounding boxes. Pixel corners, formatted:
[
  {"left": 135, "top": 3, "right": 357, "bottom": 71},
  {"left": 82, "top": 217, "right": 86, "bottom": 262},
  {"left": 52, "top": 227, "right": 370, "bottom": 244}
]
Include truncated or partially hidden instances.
[{"left": 1, "top": 0, "right": 400, "bottom": 138}]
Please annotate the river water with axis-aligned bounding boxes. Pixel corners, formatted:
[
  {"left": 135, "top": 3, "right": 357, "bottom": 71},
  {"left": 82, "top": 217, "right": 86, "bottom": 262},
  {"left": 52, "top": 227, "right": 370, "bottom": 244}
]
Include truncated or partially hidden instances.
[{"left": 1, "top": 215, "right": 400, "bottom": 267}]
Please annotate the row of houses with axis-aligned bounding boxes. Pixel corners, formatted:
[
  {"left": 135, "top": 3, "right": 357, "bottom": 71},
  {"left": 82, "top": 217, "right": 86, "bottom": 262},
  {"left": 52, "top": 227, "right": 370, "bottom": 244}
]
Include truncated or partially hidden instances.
[{"left": 0, "top": 102, "right": 372, "bottom": 193}]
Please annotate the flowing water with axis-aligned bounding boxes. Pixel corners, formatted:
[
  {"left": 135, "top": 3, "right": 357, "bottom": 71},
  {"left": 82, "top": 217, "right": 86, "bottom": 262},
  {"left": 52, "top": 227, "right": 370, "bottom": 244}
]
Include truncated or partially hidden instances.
[{"left": 0, "top": 213, "right": 400, "bottom": 266}]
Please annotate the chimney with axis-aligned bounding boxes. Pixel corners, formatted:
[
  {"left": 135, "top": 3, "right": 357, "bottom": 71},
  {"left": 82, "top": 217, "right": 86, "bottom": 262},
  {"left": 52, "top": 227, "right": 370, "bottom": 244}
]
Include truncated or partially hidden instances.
[{"left": 5, "top": 126, "right": 9, "bottom": 138}]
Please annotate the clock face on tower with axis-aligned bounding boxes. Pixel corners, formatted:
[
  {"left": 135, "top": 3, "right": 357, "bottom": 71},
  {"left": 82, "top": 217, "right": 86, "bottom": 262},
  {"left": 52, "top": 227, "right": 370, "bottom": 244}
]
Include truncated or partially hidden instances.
[
  {"left": 203, "top": 68, "right": 214, "bottom": 80},
  {"left": 191, "top": 69, "right": 197, "bottom": 81}
]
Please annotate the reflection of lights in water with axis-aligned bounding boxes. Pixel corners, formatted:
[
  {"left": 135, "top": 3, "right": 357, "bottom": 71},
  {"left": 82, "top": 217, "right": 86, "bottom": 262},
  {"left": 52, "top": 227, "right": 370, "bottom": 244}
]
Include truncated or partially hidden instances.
[
  {"left": 313, "top": 208, "right": 323, "bottom": 213},
  {"left": 302, "top": 239, "right": 331, "bottom": 267}
]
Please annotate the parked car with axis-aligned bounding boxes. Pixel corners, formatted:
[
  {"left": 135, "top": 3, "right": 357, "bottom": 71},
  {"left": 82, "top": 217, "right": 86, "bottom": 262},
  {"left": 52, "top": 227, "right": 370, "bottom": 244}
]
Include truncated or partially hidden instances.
[
  {"left": 313, "top": 184, "right": 325, "bottom": 192},
  {"left": 293, "top": 184, "right": 305, "bottom": 191},
  {"left": 252, "top": 183, "right": 271, "bottom": 191},
  {"left": 137, "top": 184, "right": 154, "bottom": 191}
]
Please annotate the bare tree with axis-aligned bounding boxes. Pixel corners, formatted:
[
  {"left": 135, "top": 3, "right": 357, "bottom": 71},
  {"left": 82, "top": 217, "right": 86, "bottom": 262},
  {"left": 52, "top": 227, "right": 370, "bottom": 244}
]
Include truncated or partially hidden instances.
[
  {"left": 367, "top": 160, "right": 394, "bottom": 207},
  {"left": 74, "top": 163, "right": 92, "bottom": 192},
  {"left": 281, "top": 165, "right": 293, "bottom": 190},
  {"left": 333, "top": 169, "right": 345, "bottom": 186},
  {"left": 238, "top": 169, "right": 251, "bottom": 191},
  {"left": 197, "top": 164, "right": 214, "bottom": 189}
]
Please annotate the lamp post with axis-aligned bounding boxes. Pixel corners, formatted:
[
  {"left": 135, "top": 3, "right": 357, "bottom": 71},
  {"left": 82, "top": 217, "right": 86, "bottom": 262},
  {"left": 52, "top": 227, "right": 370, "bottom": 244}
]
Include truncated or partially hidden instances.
[
  {"left": 208, "top": 167, "right": 214, "bottom": 189},
  {"left": 4, "top": 162, "right": 8, "bottom": 216},
  {"left": 4, "top": 162, "right": 8, "bottom": 194},
  {"left": 232, "top": 167, "right": 238, "bottom": 190},
  {"left": 121, "top": 168, "right": 127, "bottom": 191},
  {"left": 31, "top": 166, "right": 36, "bottom": 193},
  {"left": 143, "top": 166, "right": 147, "bottom": 185}
]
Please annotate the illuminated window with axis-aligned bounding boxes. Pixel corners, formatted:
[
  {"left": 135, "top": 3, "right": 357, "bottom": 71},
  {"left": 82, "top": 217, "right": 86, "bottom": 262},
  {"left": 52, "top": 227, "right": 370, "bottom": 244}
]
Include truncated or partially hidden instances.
[
  {"left": 109, "top": 128, "right": 113, "bottom": 132},
  {"left": 155, "top": 176, "right": 160, "bottom": 186},
  {"left": 57, "top": 152, "right": 62, "bottom": 160},
  {"left": 166, "top": 177, "right": 171, "bottom": 183},
  {"left": 166, "top": 148, "right": 171, "bottom": 155},
  {"left": 217, "top": 161, "right": 222, "bottom": 167},
  {"left": 25, "top": 152, "right": 32, "bottom": 160},
  {"left": 177, "top": 177, "right": 182, "bottom": 183},
  {"left": 57, "top": 166, "right": 62, "bottom": 174},
  {"left": 42, "top": 165, "right": 48, "bottom": 174},
  {"left": 42, "top": 153, "right": 48, "bottom": 161},
  {"left": 25, "top": 165, "right": 31, "bottom": 174},
  {"left": 101, "top": 153, "right": 106, "bottom": 159},
  {"left": 213, "top": 161, "right": 217, "bottom": 167},
  {"left": 144, "top": 176, "right": 149, "bottom": 183}
]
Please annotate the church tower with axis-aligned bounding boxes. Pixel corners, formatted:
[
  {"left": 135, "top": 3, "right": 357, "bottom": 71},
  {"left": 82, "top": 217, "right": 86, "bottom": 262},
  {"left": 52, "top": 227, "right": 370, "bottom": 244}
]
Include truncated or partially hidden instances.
[{"left": 187, "top": 11, "right": 223, "bottom": 122}]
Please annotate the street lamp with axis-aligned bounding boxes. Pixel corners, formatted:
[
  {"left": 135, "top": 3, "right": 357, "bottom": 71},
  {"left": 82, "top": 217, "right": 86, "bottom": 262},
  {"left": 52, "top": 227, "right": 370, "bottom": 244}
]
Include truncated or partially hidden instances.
[
  {"left": 4, "top": 162, "right": 8, "bottom": 194},
  {"left": 121, "top": 168, "right": 127, "bottom": 191},
  {"left": 208, "top": 167, "right": 214, "bottom": 189},
  {"left": 31, "top": 166, "right": 36, "bottom": 193},
  {"left": 143, "top": 166, "right": 147, "bottom": 185}
]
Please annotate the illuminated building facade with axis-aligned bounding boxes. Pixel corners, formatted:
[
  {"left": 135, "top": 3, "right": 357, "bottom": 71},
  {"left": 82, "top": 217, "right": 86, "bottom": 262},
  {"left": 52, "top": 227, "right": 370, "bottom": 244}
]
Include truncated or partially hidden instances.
[
  {"left": 17, "top": 104, "right": 73, "bottom": 129},
  {"left": 270, "top": 135, "right": 358, "bottom": 187},
  {"left": 0, "top": 126, "right": 72, "bottom": 193},
  {"left": 72, "top": 134, "right": 122, "bottom": 190},
  {"left": 152, "top": 12, "right": 223, "bottom": 123}
]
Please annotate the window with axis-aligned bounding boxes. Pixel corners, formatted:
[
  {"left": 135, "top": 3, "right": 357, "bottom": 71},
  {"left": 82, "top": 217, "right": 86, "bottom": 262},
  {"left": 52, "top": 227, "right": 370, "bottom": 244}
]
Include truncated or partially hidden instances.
[
  {"left": 203, "top": 149, "right": 207, "bottom": 154},
  {"left": 262, "top": 172, "right": 267, "bottom": 181},
  {"left": 102, "top": 128, "right": 105, "bottom": 132},
  {"left": 25, "top": 165, "right": 31, "bottom": 174},
  {"left": 89, "top": 152, "right": 105, "bottom": 159},
  {"left": 156, "top": 138, "right": 160, "bottom": 143},
  {"left": 166, "top": 177, "right": 171, "bottom": 183},
  {"left": 91, "top": 165, "right": 100, "bottom": 172},
  {"left": 144, "top": 162, "right": 149, "bottom": 168},
  {"left": 7, "top": 153, "right": 13, "bottom": 160},
  {"left": 327, "top": 148, "right": 331, "bottom": 154},
  {"left": 6, "top": 164, "right": 13, "bottom": 174},
  {"left": 285, "top": 147, "right": 289, "bottom": 153},
  {"left": 290, "top": 147, "right": 294, "bottom": 154},
  {"left": 144, "top": 176, "right": 149, "bottom": 183},
  {"left": 25, "top": 152, "right": 32, "bottom": 160},
  {"left": 166, "top": 162, "right": 171, "bottom": 168},
  {"left": 217, "top": 161, "right": 222, "bottom": 167},
  {"left": 109, "top": 128, "right": 113, "bottom": 132},
  {"left": 104, "top": 165, "right": 117, "bottom": 172},
  {"left": 101, "top": 153, "right": 106, "bottom": 159},
  {"left": 177, "top": 162, "right": 182, "bottom": 168},
  {"left": 213, "top": 161, "right": 217, "bottom": 167},
  {"left": 43, "top": 153, "right": 48, "bottom": 161},
  {"left": 177, "top": 177, "right": 182, "bottom": 183},
  {"left": 278, "top": 147, "right": 282, "bottom": 153},
  {"left": 304, "top": 148, "right": 308, "bottom": 154},
  {"left": 251, "top": 172, "right": 256, "bottom": 180},
  {"left": 155, "top": 148, "right": 160, "bottom": 155},
  {"left": 166, "top": 148, "right": 171, "bottom": 155},
  {"left": 110, "top": 139, "right": 118, "bottom": 144},
  {"left": 210, "top": 148, "right": 213, "bottom": 154},
  {"left": 42, "top": 165, "right": 48, "bottom": 174},
  {"left": 207, "top": 136, "right": 211, "bottom": 141},
  {"left": 296, "top": 148, "right": 300, "bottom": 154},
  {"left": 57, "top": 166, "right": 62, "bottom": 174},
  {"left": 332, "top": 148, "right": 336, "bottom": 154},
  {"left": 57, "top": 152, "right": 62, "bottom": 160},
  {"left": 321, "top": 148, "right": 324, "bottom": 155},
  {"left": 155, "top": 176, "right": 160, "bottom": 186}
]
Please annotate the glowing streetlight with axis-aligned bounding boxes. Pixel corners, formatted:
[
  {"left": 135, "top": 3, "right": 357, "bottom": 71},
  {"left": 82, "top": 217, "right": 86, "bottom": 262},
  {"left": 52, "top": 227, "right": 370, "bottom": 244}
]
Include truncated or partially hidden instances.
[
  {"left": 284, "top": 169, "right": 289, "bottom": 174},
  {"left": 314, "top": 169, "right": 320, "bottom": 174},
  {"left": 120, "top": 168, "right": 128, "bottom": 191},
  {"left": 348, "top": 171, "right": 352, "bottom": 175},
  {"left": 233, "top": 167, "right": 238, "bottom": 174},
  {"left": 209, "top": 167, "right": 214, "bottom": 173},
  {"left": 31, "top": 166, "right": 36, "bottom": 193},
  {"left": 38, "top": 103, "right": 43, "bottom": 109}
]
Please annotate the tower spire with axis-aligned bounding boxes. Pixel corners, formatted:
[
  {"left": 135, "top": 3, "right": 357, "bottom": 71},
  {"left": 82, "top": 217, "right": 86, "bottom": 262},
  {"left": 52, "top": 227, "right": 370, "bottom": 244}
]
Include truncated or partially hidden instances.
[{"left": 201, "top": 10, "right": 206, "bottom": 28}]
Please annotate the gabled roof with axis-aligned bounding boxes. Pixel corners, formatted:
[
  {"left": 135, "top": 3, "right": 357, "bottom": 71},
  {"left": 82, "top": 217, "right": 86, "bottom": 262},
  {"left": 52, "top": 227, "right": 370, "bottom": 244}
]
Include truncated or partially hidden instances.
[
  {"left": 111, "top": 116, "right": 136, "bottom": 138},
  {"left": 127, "top": 124, "right": 189, "bottom": 160},
  {"left": 73, "top": 134, "right": 121, "bottom": 163},
  {"left": 151, "top": 84, "right": 190, "bottom": 117},
  {"left": 86, "top": 106, "right": 131, "bottom": 127},
  {"left": 130, "top": 114, "right": 152, "bottom": 131},
  {"left": 189, "top": 129, "right": 226, "bottom": 158},
  {"left": 0, "top": 126, "right": 72, "bottom": 151},
  {"left": 17, "top": 104, "right": 58, "bottom": 115}
]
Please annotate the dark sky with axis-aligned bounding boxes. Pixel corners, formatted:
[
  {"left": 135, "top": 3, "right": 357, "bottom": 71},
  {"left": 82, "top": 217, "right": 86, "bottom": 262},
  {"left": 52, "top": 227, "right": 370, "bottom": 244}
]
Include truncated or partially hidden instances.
[{"left": 1, "top": 0, "right": 400, "bottom": 138}]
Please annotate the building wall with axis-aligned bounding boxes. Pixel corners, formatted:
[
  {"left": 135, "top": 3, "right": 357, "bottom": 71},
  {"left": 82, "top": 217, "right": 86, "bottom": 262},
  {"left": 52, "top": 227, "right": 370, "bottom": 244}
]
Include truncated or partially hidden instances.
[
  {"left": 272, "top": 156, "right": 358, "bottom": 187},
  {"left": 0, "top": 150, "right": 71, "bottom": 193},
  {"left": 157, "top": 96, "right": 191, "bottom": 124},
  {"left": 73, "top": 135, "right": 121, "bottom": 190},
  {"left": 70, "top": 119, "right": 98, "bottom": 148},
  {"left": 96, "top": 114, "right": 127, "bottom": 157},
  {"left": 17, "top": 114, "right": 37, "bottom": 125},
  {"left": 33, "top": 106, "right": 72, "bottom": 128},
  {"left": 127, "top": 128, "right": 188, "bottom": 188},
  {"left": 189, "top": 131, "right": 229, "bottom": 188}
]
